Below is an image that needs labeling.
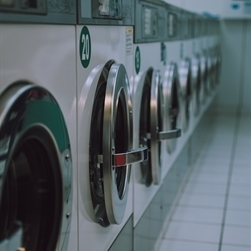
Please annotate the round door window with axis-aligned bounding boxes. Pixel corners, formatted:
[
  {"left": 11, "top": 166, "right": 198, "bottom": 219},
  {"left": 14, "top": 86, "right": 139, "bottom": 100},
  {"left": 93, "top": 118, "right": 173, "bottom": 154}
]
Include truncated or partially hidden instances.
[
  {"left": 89, "top": 61, "right": 147, "bottom": 227},
  {"left": 191, "top": 56, "right": 201, "bottom": 116},
  {"left": 0, "top": 82, "right": 72, "bottom": 251},
  {"left": 179, "top": 58, "right": 192, "bottom": 132},
  {"left": 139, "top": 70, "right": 152, "bottom": 187},
  {"left": 138, "top": 68, "right": 181, "bottom": 185},
  {"left": 163, "top": 63, "right": 182, "bottom": 154},
  {"left": 139, "top": 69, "right": 163, "bottom": 186}
]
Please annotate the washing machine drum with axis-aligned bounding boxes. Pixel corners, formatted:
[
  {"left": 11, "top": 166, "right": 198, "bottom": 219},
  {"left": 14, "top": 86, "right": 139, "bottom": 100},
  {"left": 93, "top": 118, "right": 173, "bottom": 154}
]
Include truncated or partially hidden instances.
[
  {"left": 89, "top": 61, "right": 147, "bottom": 227},
  {"left": 0, "top": 82, "right": 72, "bottom": 251}
]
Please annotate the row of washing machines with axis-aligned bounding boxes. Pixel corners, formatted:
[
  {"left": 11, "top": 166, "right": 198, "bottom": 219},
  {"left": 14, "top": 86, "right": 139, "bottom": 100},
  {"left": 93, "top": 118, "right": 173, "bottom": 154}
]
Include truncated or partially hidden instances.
[{"left": 0, "top": 0, "right": 220, "bottom": 250}]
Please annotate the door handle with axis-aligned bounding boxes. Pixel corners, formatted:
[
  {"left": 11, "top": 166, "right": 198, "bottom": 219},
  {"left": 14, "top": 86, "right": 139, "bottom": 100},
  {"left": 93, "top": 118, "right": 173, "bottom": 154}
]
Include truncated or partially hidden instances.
[
  {"left": 96, "top": 147, "right": 148, "bottom": 167},
  {"left": 157, "top": 128, "right": 181, "bottom": 140},
  {"left": 112, "top": 147, "right": 148, "bottom": 167},
  {"left": 146, "top": 128, "right": 181, "bottom": 141}
]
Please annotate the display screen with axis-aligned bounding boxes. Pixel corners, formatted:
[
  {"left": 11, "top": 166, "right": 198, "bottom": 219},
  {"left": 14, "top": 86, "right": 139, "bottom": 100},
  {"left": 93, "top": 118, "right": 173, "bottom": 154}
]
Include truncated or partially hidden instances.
[
  {"left": 0, "top": 0, "right": 14, "bottom": 7},
  {"left": 168, "top": 12, "right": 178, "bottom": 38},
  {"left": 143, "top": 6, "right": 157, "bottom": 37}
]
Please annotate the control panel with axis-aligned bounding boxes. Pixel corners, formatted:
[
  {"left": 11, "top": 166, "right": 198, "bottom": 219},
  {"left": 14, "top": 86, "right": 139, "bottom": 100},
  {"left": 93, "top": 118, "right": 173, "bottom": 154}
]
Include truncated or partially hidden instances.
[
  {"left": 92, "top": 0, "right": 122, "bottom": 20},
  {"left": 166, "top": 5, "right": 180, "bottom": 41},
  {"left": 0, "top": 0, "right": 46, "bottom": 14},
  {"left": 135, "top": 0, "right": 166, "bottom": 43},
  {"left": 78, "top": 0, "right": 134, "bottom": 25}
]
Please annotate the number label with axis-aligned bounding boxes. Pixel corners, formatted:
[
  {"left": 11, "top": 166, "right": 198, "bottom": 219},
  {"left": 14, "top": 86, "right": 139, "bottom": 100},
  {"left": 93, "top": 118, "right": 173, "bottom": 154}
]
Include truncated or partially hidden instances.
[
  {"left": 135, "top": 46, "right": 141, "bottom": 74},
  {"left": 80, "top": 26, "right": 91, "bottom": 68}
]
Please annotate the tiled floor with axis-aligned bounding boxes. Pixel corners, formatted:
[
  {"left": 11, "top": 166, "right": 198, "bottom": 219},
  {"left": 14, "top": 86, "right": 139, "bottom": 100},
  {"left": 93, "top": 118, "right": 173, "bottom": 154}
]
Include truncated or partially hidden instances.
[{"left": 158, "top": 112, "right": 251, "bottom": 251}]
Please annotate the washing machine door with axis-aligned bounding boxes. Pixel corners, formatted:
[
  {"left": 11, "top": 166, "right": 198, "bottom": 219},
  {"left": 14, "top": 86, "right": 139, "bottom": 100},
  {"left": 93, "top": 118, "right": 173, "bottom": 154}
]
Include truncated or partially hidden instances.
[
  {"left": 179, "top": 58, "right": 192, "bottom": 132},
  {"left": 89, "top": 62, "right": 148, "bottom": 226},
  {"left": 215, "top": 48, "right": 221, "bottom": 86},
  {"left": 200, "top": 54, "right": 208, "bottom": 103},
  {"left": 138, "top": 69, "right": 181, "bottom": 185},
  {"left": 211, "top": 51, "right": 218, "bottom": 88},
  {"left": 163, "top": 63, "right": 182, "bottom": 154},
  {"left": 191, "top": 55, "right": 201, "bottom": 116},
  {"left": 0, "top": 82, "right": 72, "bottom": 251},
  {"left": 206, "top": 53, "right": 213, "bottom": 93}
]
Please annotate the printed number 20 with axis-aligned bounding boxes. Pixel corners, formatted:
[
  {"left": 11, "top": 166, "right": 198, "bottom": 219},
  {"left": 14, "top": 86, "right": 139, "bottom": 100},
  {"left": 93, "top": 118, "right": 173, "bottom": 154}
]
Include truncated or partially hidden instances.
[{"left": 82, "top": 34, "right": 90, "bottom": 61}]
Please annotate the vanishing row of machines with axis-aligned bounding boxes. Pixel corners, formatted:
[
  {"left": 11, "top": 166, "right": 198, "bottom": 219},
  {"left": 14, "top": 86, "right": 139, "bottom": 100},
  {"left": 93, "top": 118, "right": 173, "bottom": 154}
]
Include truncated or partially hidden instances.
[{"left": 0, "top": 0, "right": 220, "bottom": 250}]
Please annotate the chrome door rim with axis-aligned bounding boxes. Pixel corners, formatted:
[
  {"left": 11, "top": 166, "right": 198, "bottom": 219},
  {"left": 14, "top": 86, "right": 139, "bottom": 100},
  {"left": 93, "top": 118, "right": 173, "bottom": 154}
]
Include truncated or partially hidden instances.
[
  {"left": 89, "top": 62, "right": 147, "bottom": 225},
  {"left": 150, "top": 70, "right": 163, "bottom": 185},
  {"left": 179, "top": 58, "right": 192, "bottom": 131},
  {"left": 0, "top": 82, "right": 72, "bottom": 251},
  {"left": 191, "top": 55, "right": 201, "bottom": 116},
  {"left": 163, "top": 63, "right": 181, "bottom": 154}
]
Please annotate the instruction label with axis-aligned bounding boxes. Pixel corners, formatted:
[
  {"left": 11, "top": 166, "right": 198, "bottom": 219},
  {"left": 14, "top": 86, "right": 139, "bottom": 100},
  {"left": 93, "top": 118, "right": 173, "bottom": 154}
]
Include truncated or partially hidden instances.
[{"left": 126, "top": 28, "right": 133, "bottom": 55}]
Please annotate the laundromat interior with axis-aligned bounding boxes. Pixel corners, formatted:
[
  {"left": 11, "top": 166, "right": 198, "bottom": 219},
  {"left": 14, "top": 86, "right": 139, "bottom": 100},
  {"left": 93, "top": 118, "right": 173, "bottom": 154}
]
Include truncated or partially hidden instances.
[{"left": 0, "top": 0, "right": 250, "bottom": 250}]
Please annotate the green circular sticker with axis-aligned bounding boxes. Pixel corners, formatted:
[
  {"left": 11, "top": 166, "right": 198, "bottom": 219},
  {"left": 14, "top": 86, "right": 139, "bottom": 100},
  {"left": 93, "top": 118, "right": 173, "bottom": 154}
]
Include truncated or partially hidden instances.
[
  {"left": 135, "top": 46, "right": 141, "bottom": 74},
  {"left": 79, "top": 26, "right": 91, "bottom": 68},
  {"left": 161, "top": 42, "right": 167, "bottom": 66}
]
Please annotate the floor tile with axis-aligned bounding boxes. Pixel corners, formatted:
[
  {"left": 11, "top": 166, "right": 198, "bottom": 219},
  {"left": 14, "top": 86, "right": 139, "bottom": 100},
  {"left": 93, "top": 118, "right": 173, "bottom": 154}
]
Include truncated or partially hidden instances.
[
  {"left": 225, "top": 210, "right": 251, "bottom": 227},
  {"left": 228, "top": 184, "right": 251, "bottom": 197},
  {"left": 233, "top": 163, "right": 251, "bottom": 169},
  {"left": 230, "top": 174, "right": 251, "bottom": 186},
  {"left": 234, "top": 148, "right": 251, "bottom": 158},
  {"left": 222, "top": 226, "right": 251, "bottom": 246},
  {"left": 184, "top": 182, "right": 227, "bottom": 196},
  {"left": 164, "top": 221, "right": 221, "bottom": 243},
  {"left": 231, "top": 166, "right": 251, "bottom": 175},
  {"left": 196, "top": 158, "right": 231, "bottom": 167},
  {"left": 192, "top": 167, "right": 229, "bottom": 176},
  {"left": 198, "top": 151, "right": 232, "bottom": 161},
  {"left": 158, "top": 239, "right": 218, "bottom": 251},
  {"left": 171, "top": 206, "right": 223, "bottom": 224},
  {"left": 233, "top": 158, "right": 251, "bottom": 167},
  {"left": 227, "top": 196, "right": 251, "bottom": 211},
  {"left": 178, "top": 193, "right": 225, "bottom": 208},
  {"left": 189, "top": 172, "right": 228, "bottom": 184},
  {"left": 221, "top": 245, "right": 251, "bottom": 251},
  {"left": 193, "top": 162, "right": 230, "bottom": 172},
  {"left": 157, "top": 114, "right": 251, "bottom": 251}
]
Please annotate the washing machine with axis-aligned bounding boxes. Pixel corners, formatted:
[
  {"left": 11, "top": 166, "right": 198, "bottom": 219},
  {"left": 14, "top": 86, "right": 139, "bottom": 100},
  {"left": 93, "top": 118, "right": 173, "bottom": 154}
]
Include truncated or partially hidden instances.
[
  {"left": 190, "top": 13, "right": 202, "bottom": 120},
  {"left": 179, "top": 9, "right": 193, "bottom": 136},
  {"left": 204, "top": 18, "right": 214, "bottom": 93},
  {"left": 209, "top": 17, "right": 221, "bottom": 93},
  {"left": 133, "top": 1, "right": 181, "bottom": 249},
  {"left": 162, "top": 4, "right": 184, "bottom": 163},
  {"left": 197, "top": 15, "right": 210, "bottom": 106},
  {"left": 200, "top": 16, "right": 219, "bottom": 109},
  {"left": 208, "top": 16, "right": 219, "bottom": 94},
  {"left": 0, "top": 4, "right": 77, "bottom": 251},
  {"left": 76, "top": 1, "right": 148, "bottom": 250},
  {"left": 205, "top": 16, "right": 217, "bottom": 98},
  {"left": 214, "top": 20, "right": 221, "bottom": 86},
  {"left": 210, "top": 18, "right": 221, "bottom": 89}
]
